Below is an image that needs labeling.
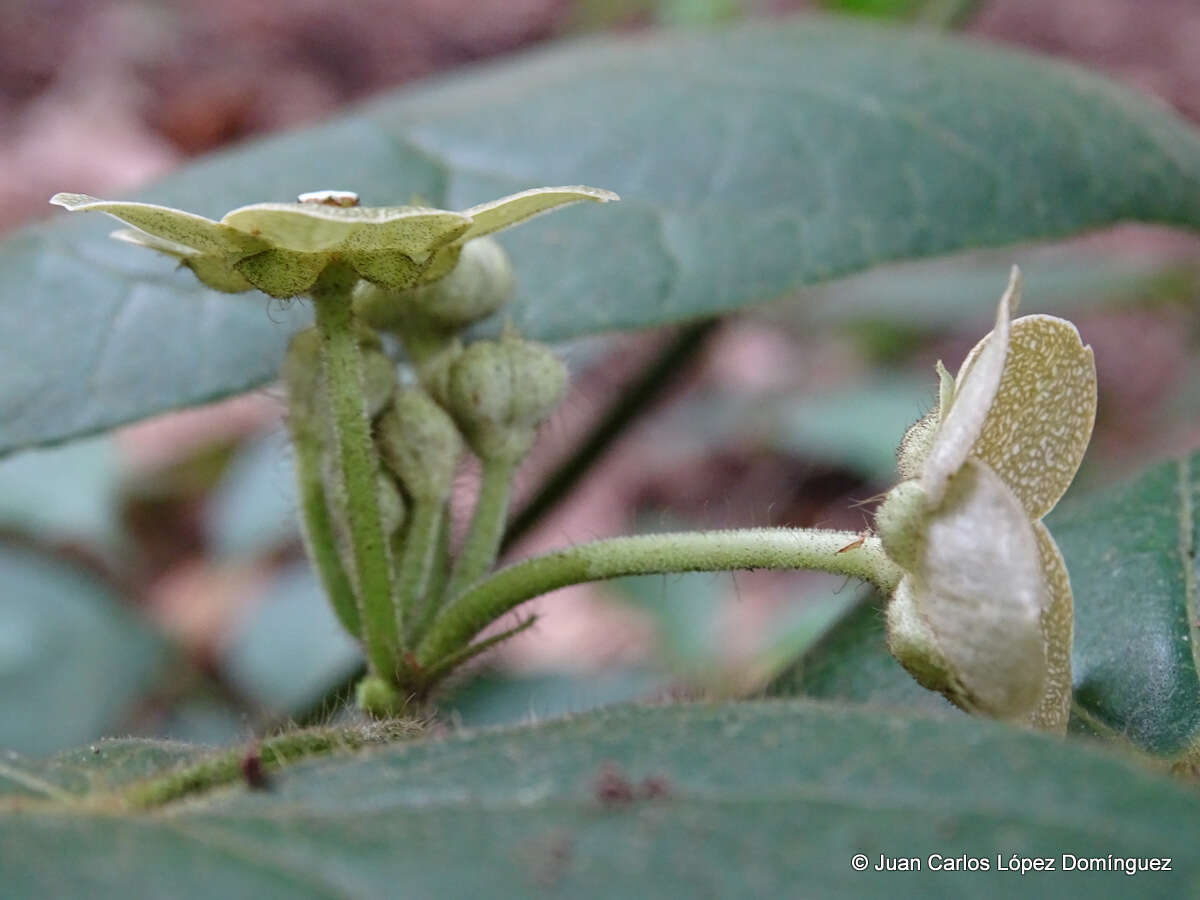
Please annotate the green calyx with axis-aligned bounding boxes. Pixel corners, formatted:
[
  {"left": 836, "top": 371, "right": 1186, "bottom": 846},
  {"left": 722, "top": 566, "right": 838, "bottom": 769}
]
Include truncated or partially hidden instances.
[
  {"left": 874, "top": 480, "right": 928, "bottom": 572},
  {"left": 884, "top": 578, "right": 956, "bottom": 695}
]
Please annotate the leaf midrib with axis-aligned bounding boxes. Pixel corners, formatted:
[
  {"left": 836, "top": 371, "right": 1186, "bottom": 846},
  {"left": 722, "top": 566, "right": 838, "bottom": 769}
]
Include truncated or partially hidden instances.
[{"left": 1178, "top": 457, "right": 1200, "bottom": 696}]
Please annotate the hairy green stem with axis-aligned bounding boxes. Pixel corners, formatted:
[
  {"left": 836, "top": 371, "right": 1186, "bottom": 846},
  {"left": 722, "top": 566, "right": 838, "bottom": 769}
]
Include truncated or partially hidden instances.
[
  {"left": 444, "top": 454, "right": 517, "bottom": 601},
  {"left": 412, "top": 507, "right": 453, "bottom": 643},
  {"left": 417, "top": 530, "right": 901, "bottom": 669},
  {"left": 311, "top": 262, "right": 398, "bottom": 679},
  {"left": 504, "top": 320, "right": 719, "bottom": 551},
  {"left": 422, "top": 614, "right": 538, "bottom": 685},
  {"left": 396, "top": 499, "right": 444, "bottom": 643},
  {"left": 289, "top": 424, "right": 361, "bottom": 639},
  {"left": 122, "top": 720, "right": 424, "bottom": 810}
]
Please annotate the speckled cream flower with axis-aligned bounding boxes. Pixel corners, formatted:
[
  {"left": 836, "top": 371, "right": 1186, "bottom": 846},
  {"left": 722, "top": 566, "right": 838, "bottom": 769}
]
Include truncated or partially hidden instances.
[
  {"left": 50, "top": 186, "right": 617, "bottom": 298},
  {"left": 875, "top": 267, "right": 1096, "bottom": 731}
]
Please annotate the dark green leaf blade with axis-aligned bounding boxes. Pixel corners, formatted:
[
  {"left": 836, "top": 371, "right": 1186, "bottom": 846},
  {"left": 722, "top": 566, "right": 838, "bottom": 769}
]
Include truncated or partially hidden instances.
[
  {"left": 1048, "top": 453, "right": 1200, "bottom": 759},
  {"left": 6, "top": 16, "right": 1200, "bottom": 453},
  {"left": 0, "top": 542, "right": 167, "bottom": 756},
  {"left": 4, "top": 701, "right": 1200, "bottom": 896},
  {"left": 766, "top": 588, "right": 954, "bottom": 714},
  {"left": 0, "top": 739, "right": 212, "bottom": 800}
]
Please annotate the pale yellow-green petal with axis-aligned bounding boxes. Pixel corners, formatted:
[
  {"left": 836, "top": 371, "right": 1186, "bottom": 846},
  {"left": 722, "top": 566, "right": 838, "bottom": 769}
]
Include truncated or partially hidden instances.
[
  {"left": 235, "top": 249, "right": 331, "bottom": 298},
  {"left": 920, "top": 266, "right": 1020, "bottom": 504},
  {"left": 1026, "top": 520, "right": 1074, "bottom": 733},
  {"left": 417, "top": 246, "right": 465, "bottom": 285},
  {"left": 913, "top": 457, "right": 1046, "bottom": 720},
  {"left": 183, "top": 256, "right": 257, "bottom": 293},
  {"left": 110, "top": 228, "right": 255, "bottom": 293},
  {"left": 936, "top": 360, "right": 955, "bottom": 419},
  {"left": 968, "top": 315, "right": 1096, "bottom": 520},
  {"left": 458, "top": 186, "right": 619, "bottom": 242},
  {"left": 51, "top": 194, "right": 266, "bottom": 257},
  {"left": 221, "top": 203, "right": 470, "bottom": 254},
  {"left": 110, "top": 227, "right": 197, "bottom": 259}
]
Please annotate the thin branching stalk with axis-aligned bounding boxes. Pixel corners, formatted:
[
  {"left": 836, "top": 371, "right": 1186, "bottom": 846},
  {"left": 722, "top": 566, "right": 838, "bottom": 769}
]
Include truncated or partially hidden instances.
[{"left": 417, "top": 529, "right": 901, "bottom": 671}]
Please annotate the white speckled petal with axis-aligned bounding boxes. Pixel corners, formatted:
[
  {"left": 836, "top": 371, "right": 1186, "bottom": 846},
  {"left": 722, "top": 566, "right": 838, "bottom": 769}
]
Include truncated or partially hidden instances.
[
  {"left": 920, "top": 267, "right": 1019, "bottom": 504},
  {"left": 221, "top": 203, "right": 471, "bottom": 254},
  {"left": 913, "top": 457, "right": 1046, "bottom": 720},
  {"left": 51, "top": 193, "right": 265, "bottom": 256},
  {"left": 459, "top": 186, "right": 619, "bottom": 241},
  {"left": 966, "top": 315, "right": 1096, "bottom": 520},
  {"left": 1026, "top": 520, "right": 1074, "bottom": 733}
]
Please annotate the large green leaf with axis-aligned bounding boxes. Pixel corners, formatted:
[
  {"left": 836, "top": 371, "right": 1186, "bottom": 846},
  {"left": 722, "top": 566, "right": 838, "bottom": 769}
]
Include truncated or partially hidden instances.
[
  {"left": 6, "top": 16, "right": 1200, "bottom": 455},
  {"left": 0, "top": 436, "right": 122, "bottom": 550},
  {"left": 0, "top": 739, "right": 210, "bottom": 800},
  {"left": 0, "top": 542, "right": 167, "bottom": 755},
  {"left": 219, "top": 562, "right": 362, "bottom": 717},
  {"left": 766, "top": 587, "right": 955, "bottom": 714},
  {"left": 770, "top": 451, "right": 1200, "bottom": 760},
  {"left": 786, "top": 248, "right": 1193, "bottom": 333},
  {"left": 205, "top": 428, "right": 300, "bottom": 561},
  {"left": 440, "top": 668, "right": 664, "bottom": 727},
  {"left": 4, "top": 701, "right": 1199, "bottom": 896},
  {"left": 1049, "top": 453, "right": 1200, "bottom": 758}
]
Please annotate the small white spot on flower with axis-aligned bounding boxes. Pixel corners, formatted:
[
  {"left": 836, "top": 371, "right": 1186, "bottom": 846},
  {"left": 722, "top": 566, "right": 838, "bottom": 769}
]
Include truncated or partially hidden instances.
[{"left": 297, "top": 190, "right": 360, "bottom": 207}]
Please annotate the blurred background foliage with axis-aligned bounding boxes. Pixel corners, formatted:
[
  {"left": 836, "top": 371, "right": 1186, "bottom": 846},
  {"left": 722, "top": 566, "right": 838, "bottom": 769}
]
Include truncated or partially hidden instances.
[{"left": 1, "top": 0, "right": 1199, "bottom": 755}]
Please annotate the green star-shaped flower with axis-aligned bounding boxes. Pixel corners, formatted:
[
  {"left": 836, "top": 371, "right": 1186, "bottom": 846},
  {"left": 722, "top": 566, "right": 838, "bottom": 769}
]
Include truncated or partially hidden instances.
[{"left": 50, "top": 186, "right": 618, "bottom": 297}]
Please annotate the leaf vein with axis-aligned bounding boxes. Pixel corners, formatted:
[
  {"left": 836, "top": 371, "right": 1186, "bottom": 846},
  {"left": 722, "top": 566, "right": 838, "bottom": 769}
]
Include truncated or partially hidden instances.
[
  {"left": 155, "top": 819, "right": 360, "bottom": 900},
  {"left": 1178, "top": 457, "right": 1200, "bottom": 686}
]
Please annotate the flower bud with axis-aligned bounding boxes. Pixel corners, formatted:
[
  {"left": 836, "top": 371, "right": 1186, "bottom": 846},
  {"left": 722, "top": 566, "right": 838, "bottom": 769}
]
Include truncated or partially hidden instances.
[
  {"left": 282, "top": 328, "right": 323, "bottom": 433},
  {"left": 377, "top": 388, "right": 464, "bottom": 502},
  {"left": 355, "top": 675, "right": 404, "bottom": 717},
  {"left": 355, "top": 237, "right": 515, "bottom": 333},
  {"left": 322, "top": 451, "right": 407, "bottom": 561},
  {"left": 360, "top": 342, "right": 397, "bottom": 420},
  {"left": 282, "top": 327, "right": 396, "bottom": 424},
  {"left": 446, "top": 334, "right": 567, "bottom": 462},
  {"left": 412, "top": 237, "right": 515, "bottom": 329},
  {"left": 375, "top": 469, "right": 407, "bottom": 536}
]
